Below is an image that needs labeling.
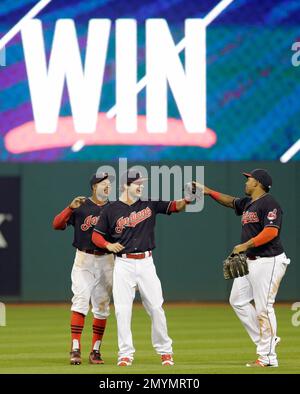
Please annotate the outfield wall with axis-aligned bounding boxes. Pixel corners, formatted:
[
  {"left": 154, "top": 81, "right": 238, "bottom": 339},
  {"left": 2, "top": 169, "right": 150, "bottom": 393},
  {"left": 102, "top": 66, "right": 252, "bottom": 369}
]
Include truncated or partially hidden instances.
[{"left": 0, "top": 162, "right": 299, "bottom": 301}]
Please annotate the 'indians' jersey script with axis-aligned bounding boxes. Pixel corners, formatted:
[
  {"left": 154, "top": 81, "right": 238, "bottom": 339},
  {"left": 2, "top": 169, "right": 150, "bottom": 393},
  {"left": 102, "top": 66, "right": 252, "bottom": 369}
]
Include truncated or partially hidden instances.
[
  {"left": 234, "top": 194, "right": 284, "bottom": 257},
  {"left": 94, "top": 200, "right": 172, "bottom": 253},
  {"left": 68, "top": 199, "right": 110, "bottom": 250},
  {"left": 115, "top": 207, "right": 152, "bottom": 233}
]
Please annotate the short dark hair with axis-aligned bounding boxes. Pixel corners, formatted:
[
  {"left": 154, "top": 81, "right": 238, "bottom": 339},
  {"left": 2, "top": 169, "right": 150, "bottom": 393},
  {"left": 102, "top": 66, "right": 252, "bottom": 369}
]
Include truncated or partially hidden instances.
[{"left": 261, "top": 184, "right": 270, "bottom": 193}]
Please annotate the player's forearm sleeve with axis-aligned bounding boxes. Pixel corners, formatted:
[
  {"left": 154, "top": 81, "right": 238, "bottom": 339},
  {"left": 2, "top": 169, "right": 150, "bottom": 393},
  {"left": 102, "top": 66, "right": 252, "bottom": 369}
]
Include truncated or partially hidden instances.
[
  {"left": 92, "top": 231, "right": 110, "bottom": 248},
  {"left": 252, "top": 227, "right": 279, "bottom": 247},
  {"left": 52, "top": 207, "right": 73, "bottom": 230},
  {"left": 169, "top": 201, "right": 179, "bottom": 212}
]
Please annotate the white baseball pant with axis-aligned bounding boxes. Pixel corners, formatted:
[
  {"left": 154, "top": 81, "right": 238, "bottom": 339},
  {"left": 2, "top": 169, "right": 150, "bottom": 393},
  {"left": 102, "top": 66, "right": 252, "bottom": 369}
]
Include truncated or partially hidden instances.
[
  {"left": 113, "top": 255, "right": 173, "bottom": 360},
  {"left": 229, "top": 252, "right": 290, "bottom": 365},
  {"left": 71, "top": 249, "right": 114, "bottom": 318}
]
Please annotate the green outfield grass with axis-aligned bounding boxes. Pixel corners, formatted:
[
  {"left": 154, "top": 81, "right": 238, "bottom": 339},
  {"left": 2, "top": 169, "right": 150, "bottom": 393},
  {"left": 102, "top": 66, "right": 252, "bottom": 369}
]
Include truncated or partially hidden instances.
[{"left": 0, "top": 303, "right": 299, "bottom": 374}]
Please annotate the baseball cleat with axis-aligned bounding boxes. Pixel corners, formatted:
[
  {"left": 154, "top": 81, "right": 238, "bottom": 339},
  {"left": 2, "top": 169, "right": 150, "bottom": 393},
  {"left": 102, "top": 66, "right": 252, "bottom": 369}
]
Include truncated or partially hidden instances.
[
  {"left": 89, "top": 350, "right": 104, "bottom": 365},
  {"left": 117, "top": 357, "right": 133, "bottom": 366},
  {"left": 246, "top": 359, "right": 278, "bottom": 368},
  {"left": 70, "top": 349, "right": 82, "bottom": 365},
  {"left": 161, "top": 354, "right": 174, "bottom": 366}
]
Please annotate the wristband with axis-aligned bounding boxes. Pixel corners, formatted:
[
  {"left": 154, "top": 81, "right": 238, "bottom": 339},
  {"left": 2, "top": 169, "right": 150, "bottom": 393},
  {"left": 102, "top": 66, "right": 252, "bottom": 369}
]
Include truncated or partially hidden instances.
[{"left": 209, "top": 190, "right": 221, "bottom": 201}]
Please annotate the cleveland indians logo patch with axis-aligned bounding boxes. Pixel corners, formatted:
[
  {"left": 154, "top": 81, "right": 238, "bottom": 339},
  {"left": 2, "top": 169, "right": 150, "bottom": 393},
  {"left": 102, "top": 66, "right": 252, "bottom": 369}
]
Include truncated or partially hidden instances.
[
  {"left": 267, "top": 209, "right": 277, "bottom": 221},
  {"left": 241, "top": 211, "right": 259, "bottom": 225},
  {"left": 81, "top": 215, "right": 99, "bottom": 231},
  {"left": 115, "top": 207, "right": 152, "bottom": 233}
]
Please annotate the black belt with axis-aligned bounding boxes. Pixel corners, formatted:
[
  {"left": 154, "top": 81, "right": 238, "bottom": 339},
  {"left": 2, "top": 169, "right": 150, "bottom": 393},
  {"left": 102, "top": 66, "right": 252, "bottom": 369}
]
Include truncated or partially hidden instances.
[{"left": 78, "top": 248, "right": 110, "bottom": 256}]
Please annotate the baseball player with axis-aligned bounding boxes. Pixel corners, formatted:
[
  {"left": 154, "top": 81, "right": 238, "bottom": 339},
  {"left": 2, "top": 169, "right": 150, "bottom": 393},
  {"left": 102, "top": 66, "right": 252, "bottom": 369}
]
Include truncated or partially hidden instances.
[
  {"left": 199, "top": 169, "right": 290, "bottom": 367},
  {"left": 91, "top": 168, "right": 192, "bottom": 367},
  {"left": 52, "top": 172, "right": 115, "bottom": 365}
]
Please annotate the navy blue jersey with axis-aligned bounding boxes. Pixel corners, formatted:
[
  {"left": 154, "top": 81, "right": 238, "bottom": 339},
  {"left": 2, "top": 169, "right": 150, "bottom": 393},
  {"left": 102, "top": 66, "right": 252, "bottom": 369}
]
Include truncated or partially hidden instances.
[
  {"left": 93, "top": 199, "right": 172, "bottom": 253},
  {"left": 67, "top": 199, "right": 110, "bottom": 251},
  {"left": 234, "top": 194, "right": 284, "bottom": 257}
]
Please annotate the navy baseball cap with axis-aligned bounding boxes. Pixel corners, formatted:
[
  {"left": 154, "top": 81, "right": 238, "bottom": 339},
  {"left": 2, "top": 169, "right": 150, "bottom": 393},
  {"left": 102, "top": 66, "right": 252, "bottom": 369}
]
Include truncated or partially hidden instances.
[
  {"left": 120, "top": 169, "right": 148, "bottom": 186},
  {"left": 90, "top": 172, "right": 115, "bottom": 189},
  {"left": 243, "top": 169, "right": 272, "bottom": 190}
]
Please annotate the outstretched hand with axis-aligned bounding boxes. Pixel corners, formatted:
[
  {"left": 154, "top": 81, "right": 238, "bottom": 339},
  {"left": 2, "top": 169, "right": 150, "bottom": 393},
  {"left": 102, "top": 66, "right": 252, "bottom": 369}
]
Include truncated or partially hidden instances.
[
  {"left": 184, "top": 181, "right": 203, "bottom": 202},
  {"left": 193, "top": 182, "right": 210, "bottom": 195}
]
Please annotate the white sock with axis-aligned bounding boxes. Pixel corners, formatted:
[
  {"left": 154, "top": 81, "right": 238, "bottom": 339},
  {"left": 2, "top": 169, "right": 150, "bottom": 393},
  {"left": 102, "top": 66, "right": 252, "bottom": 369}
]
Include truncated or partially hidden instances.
[
  {"left": 93, "top": 340, "right": 101, "bottom": 351},
  {"left": 72, "top": 339, "right": 80, "bottom": 350}
]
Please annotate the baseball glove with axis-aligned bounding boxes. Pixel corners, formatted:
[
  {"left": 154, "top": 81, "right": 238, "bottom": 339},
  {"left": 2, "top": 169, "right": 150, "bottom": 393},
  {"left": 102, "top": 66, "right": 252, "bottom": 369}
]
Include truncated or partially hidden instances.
[
  {"left": 184, "top": 181, "right": 203, "bottom": 202},
  {"left": 223, "top": 253, "right": 249, "bottom": 280}
]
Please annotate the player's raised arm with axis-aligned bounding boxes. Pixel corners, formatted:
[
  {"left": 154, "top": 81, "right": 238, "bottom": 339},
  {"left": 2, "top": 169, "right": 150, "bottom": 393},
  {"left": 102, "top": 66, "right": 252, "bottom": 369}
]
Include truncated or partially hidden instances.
[
  {"left": 69, "top": 196, "right": 87, "bottom": 209},
  {"left": 52, "top": 196, "right": 86, "bottom": 230},
  {"left": 173, "top": 199, "right": 192, "bottom": 212},
  {"left": 169, "top": 181, "right": 204, "bottom": 212},
  {"left": 194, "top": 182, "right": 236, "bottom": 209}
]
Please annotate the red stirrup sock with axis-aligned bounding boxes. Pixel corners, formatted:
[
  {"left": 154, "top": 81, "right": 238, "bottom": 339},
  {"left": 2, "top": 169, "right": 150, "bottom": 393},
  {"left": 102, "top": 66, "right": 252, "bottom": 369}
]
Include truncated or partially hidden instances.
[
  {"left": 70, "top": 311, "right": 85, "bottom": 350},
  {"left": 91, "top": 318, "right": 107, "bottom": 351}
]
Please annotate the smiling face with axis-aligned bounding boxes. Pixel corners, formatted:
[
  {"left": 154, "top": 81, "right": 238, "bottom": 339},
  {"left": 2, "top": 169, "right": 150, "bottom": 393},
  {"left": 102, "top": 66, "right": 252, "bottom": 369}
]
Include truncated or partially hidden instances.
[
  {"left": 126, "top": 180, "right": 144, "bottom": 200},
  {"left": 93, "top": 179, "right": 111, "bottom": 200}
]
